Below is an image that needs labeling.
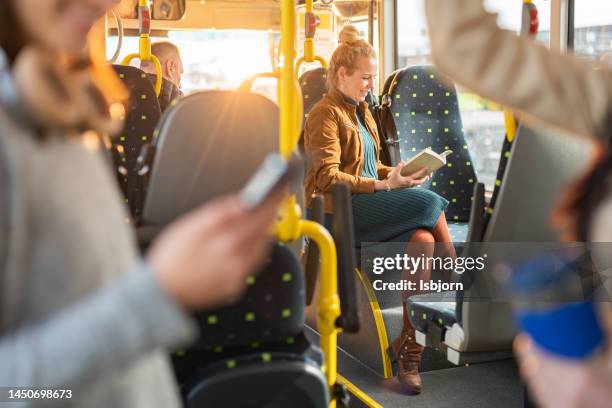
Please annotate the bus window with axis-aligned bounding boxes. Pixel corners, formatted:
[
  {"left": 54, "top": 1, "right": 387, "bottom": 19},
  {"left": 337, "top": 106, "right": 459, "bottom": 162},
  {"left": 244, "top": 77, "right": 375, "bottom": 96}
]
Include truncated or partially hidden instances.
[
  {"left": 396, "top": 0, "right": 550, "bottom": 191},
  {"left": 107, "top": 30, "right": 280, "bottom": 97},
  {"left": 573, "top": 0, "right": 612, "bottom": 60}
]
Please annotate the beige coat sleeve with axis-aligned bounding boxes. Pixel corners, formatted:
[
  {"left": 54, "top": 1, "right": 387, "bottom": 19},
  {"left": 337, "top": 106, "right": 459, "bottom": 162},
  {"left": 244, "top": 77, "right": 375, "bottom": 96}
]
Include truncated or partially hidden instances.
[{"left": 425, "top": 0, "right": 612, "bottom": 141}]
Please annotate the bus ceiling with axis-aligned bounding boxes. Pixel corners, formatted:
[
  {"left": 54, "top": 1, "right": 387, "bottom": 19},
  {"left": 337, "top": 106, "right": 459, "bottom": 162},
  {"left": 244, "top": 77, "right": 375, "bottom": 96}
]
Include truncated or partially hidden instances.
[
  {"left": 110, "top": 0, "right": 374, "bottom": 32},
  {"left": 112, "top": 0, "right": 283, "bottom": 31}
]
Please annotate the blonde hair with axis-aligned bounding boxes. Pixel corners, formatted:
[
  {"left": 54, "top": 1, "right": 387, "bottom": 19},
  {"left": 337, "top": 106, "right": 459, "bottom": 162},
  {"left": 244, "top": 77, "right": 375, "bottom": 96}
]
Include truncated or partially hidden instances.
[
  {"left": 338, "top": 25, "right": 361, "bottom": 44},
  {"left": 327, "top": 39, "right": 376, "bottom": 91}
]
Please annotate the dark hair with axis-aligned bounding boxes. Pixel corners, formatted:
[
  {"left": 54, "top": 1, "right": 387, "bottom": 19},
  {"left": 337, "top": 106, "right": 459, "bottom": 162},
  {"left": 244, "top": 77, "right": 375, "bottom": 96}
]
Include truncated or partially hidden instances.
[{"left": 0, "top": 1, "right": 27, "bottom": 65}]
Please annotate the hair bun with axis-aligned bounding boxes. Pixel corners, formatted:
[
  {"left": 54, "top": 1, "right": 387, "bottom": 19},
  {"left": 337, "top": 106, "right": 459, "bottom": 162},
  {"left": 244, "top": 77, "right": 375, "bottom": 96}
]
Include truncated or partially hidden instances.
[{"left": 338, "top": 25, "right": 361, "bottom": 44}]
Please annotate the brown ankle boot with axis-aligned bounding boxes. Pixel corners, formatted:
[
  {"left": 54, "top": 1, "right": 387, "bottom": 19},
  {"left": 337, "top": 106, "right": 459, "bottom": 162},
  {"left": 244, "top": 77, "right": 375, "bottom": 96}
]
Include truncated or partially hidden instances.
[{"left": 390, "top": 327, "right": 424, "bottom": 394}]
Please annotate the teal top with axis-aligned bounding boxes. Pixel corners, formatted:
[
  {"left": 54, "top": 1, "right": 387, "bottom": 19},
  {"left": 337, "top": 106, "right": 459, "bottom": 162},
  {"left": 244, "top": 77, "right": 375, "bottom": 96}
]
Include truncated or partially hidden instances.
[{"left": 355, "top": 113, "right": 378, "bottom": 179}]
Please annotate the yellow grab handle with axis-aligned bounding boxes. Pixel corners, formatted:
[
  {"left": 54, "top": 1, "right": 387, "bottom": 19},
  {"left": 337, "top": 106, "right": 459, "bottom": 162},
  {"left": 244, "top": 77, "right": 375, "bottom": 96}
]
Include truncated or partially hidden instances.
[
  {"left": 121, "top": 52, "right": 162, "bottom": 97},
  {"left": 295, "top": 55, "right": 328, "bottom": 77},
  {"left": 120, "top": 1, "right": 162, "bottom": 97}
]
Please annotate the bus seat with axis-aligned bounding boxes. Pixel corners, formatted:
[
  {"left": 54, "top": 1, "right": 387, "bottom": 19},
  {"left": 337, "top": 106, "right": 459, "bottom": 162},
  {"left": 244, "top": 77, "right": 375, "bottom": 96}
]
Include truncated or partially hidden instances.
[
  {"left": 299, "top": 67, "right": 328, "bottom": 131},
  {"left": 141, "top": 90, "right": 279, "bottom": 226},
  {"left": 144, "top": 72, "right": 182, "bottom": 112},
  {"left": 298, "top": 67, "right": 328, "bottom": 162},
  {"left": 139, "top": 91, "right": 328, "bottom": 406},
  {"left": 408, "top": 126, "right": 592, "bottom": 363},
  {"left": 177, "top": 244, "right": 328, "bottom": 408},
  {"left": 381, "top": 65, "right": 477, "bottom": 224},
  {"left": 112, "top": 65, "right": 161, "bottom": 221},
  {"left": 139, "top": 88, "right": 304, "bottom": 254}
]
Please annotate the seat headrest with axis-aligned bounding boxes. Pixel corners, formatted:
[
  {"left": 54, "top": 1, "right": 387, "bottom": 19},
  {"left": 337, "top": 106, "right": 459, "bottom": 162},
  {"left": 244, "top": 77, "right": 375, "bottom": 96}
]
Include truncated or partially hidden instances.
[
  {"left": 391, "top": 65, "right": 456, "bottom": 115},
  {"left": 143, "top": 90, "right": 279, "bottom": 225},
  {"left": 299, "top": 68, "right": 328, "bottom": 117}
]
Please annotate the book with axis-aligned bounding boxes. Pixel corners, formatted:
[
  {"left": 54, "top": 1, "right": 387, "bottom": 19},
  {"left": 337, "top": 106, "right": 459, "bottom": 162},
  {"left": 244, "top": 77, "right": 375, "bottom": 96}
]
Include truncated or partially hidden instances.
[{"left": 400, "top": 148, "right": 453, "bottom": 176}]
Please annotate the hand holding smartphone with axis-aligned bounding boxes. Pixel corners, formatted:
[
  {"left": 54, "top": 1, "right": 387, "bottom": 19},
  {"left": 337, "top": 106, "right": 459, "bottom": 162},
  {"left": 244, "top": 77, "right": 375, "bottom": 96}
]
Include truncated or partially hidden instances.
[{"left": 239, "top": 153, "right": 301, "bottom": 210}]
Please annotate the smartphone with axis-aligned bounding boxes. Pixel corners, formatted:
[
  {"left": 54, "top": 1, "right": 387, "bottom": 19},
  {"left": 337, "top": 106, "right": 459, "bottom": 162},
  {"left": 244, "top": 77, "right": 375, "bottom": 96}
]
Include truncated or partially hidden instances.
[{"left": 239, "top": 153, "right": 301, "bottom": 209}]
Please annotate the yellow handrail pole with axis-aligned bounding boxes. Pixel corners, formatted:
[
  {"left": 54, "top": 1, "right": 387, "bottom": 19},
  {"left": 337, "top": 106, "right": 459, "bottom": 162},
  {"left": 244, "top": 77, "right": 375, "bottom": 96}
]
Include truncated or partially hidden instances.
[
  {"left": 301, "top": 221, "right": 340, "bottom": 394},
  {"left": 275, "top": 204, "right": 340, "bottom": 404},
  {"left": 280, "top": 0, "right": 297, "bottom": 159},
  {"left": 294, "top": 0, "right": 328, "bottom": 77},
  {"left": 279, "top": 1, "right": 339, "bottom": 405},
  {"left": 503, "top": 109, "right": 518, "bottom": 142}
]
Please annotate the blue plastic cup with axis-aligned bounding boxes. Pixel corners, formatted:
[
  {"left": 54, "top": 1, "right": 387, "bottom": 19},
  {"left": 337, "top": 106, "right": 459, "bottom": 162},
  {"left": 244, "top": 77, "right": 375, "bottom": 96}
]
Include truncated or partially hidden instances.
[{"left": 508, "top": 250, "right": 604, "bottom": 359}]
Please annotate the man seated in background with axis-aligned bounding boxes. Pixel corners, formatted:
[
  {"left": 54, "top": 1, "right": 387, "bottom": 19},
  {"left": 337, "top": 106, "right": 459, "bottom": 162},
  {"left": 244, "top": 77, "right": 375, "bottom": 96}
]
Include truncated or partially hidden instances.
[{"left": 140, "top": 41, "right": 184, "bottom": 112}]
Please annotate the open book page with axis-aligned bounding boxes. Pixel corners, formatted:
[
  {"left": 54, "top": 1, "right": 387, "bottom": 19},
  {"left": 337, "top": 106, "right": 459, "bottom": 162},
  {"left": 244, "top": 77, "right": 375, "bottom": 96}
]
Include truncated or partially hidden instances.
[{"left": 400, "top": 149, "right": 453, "bottom": 176}]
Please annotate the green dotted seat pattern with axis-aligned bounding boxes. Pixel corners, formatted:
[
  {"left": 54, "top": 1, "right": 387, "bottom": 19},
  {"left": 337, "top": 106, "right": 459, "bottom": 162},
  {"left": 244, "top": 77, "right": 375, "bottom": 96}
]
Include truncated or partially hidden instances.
[
  {"left": 407, "top": 292, "right": 458, "bottom": 332},
  {"left": 173, "top": 244, "right": 328, "bottom": 407},
  {"left": 112, "top": 65, "right": 161, "bottom": 220},
  {"left": 485, "top": 136, "right": 514, "bottom": 231},
  {"left": 382, "top": 65, "right": 477, "bottom": 223},
  {"left": 193, "top": 243, "right": 305, "bottom": 348}
]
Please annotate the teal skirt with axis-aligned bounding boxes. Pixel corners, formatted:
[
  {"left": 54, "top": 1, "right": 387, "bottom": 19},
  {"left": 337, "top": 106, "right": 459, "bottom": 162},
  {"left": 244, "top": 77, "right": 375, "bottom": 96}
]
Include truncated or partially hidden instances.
[{"left": 351, "top": 188, "right": 449, "bottom": 246}]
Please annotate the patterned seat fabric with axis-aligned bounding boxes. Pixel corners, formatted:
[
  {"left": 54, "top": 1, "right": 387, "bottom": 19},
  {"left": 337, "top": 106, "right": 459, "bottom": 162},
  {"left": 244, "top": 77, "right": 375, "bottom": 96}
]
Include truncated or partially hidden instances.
[
  {"left": 172, "top": 333, "right": 322, "bottom": 389},
  {"left": 383, "top": 66, "right": 477, "bottom": 222},
  {"left": 172, "top": 244, "right": 310, "bottom": 389},
  {"left": 193, "top": 244, "right": 305, "bottom": 349},
  {"left": 298, "top": 67, "right": 328, "bottom": 160},
  {"left": 485, "top": 136, "right": 514, "bottom": 230},
  {"left": 299, "top": 67, "right": 328, "bottom": 128},
  {"left": 407, "top": 292, "right": 458, "bottom": 333},
  {"left": 112, "top": 65, "right": 161, "bottom": 220}
]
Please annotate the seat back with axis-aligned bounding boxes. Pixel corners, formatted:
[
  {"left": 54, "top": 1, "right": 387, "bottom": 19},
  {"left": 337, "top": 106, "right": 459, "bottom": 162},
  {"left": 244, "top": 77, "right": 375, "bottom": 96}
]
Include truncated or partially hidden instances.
[
  {"left": 144, "top": 90, "right": 328, "bottom": 406},
  {"left": 299, "top": 67, "right": 328, "bottom": 130},
  {"left": 383, "top": 65, "right": 477, "bottom": 222},
  {"left": 112, "top": 65, "right": 161, "bottom": 220},
  {"left": 142, "top": 90, "right": 278, "bottom": 225},
  {"left": 459, "top": 126, "right": 593, "bottom": 351},
  {"left": 144, "top": 73, "right": 182, "bottom": 112},
  {"left": 298, "top": 67, "right": 328, "bottom": 165},
  {"left": 195, "top": 244, "right": 305, "bottom": 349}
]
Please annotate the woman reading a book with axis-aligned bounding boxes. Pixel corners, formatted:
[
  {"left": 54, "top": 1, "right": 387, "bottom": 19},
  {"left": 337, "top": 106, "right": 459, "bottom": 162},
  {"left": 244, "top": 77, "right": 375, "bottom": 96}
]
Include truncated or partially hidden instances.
[{"left": 303, "top": 39, "right": 456, "bottom": 395}]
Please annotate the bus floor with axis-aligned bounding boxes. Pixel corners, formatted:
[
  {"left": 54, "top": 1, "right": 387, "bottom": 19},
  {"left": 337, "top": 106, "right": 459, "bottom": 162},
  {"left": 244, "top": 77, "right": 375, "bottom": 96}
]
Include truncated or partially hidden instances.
[{"left": 305, "top": 326, "right": 523, "bottom": 408}]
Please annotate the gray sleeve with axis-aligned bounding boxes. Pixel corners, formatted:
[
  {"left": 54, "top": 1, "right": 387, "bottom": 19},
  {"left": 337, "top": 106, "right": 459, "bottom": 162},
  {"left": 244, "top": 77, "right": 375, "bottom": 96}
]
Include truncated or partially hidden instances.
[{"left": 0, "top": 263, "right": 198, "bottom": 388}]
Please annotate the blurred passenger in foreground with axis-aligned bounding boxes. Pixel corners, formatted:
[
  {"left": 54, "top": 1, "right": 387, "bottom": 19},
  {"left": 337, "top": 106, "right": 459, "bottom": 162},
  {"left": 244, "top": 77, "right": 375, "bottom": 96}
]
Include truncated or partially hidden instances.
[
  {"left": 0, "top": 1, "right": 283, "bottom": 406},
  {"left": 425, "top": 1, "right": 612, "bottom": 406}
]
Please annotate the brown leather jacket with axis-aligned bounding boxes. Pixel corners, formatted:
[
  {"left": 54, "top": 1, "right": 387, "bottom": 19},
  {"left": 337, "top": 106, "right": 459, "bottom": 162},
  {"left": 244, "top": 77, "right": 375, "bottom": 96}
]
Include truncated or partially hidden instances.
[{"left": 304, "top": 89, "right": 393, "bottom": 212}]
